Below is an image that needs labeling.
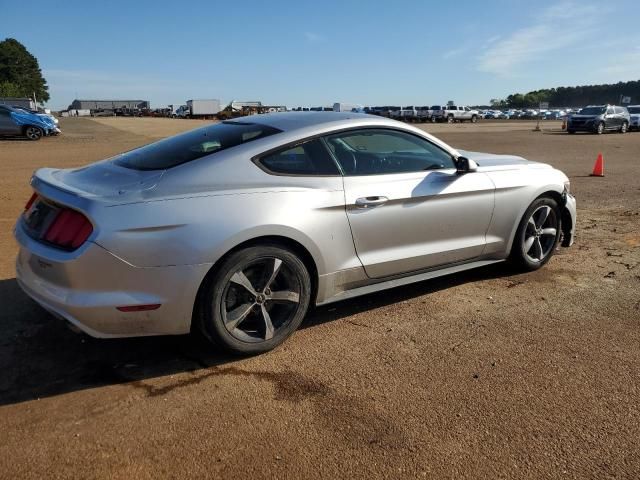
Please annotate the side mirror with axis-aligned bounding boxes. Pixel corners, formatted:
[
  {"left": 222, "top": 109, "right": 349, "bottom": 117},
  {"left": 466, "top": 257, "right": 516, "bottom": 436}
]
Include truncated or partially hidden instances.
[{"left": 456, "top": 156, "right": 478, "bottom": 173}]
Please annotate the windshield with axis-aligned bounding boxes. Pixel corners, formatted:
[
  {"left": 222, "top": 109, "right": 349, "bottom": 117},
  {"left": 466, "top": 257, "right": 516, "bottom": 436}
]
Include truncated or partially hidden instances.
[
  {"left": 579, "top": 107, "right": 605, "bottom": 115},
  {"left": 114, "top": 121, "right": 281, "bottom": 171},
  {"left": 628, "top": 107, "right": 640, "bottom": 114}
]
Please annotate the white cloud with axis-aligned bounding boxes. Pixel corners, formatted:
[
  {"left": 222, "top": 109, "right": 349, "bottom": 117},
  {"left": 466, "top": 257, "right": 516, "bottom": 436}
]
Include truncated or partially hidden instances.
[
  {"left": 304, "top": 31, "right": 325, "bottom": 43},
  {"left": 442, "top": 46, "right": 468, "bottom": 60},
  {"left": 599, "top": 46, "right": 640, "bottom": 79},
  {"left": 43, "top": 69, "right": 214, "bottom": 110},
  {"left": 477, "top": 2, "right": 599, "bottom": 75}
]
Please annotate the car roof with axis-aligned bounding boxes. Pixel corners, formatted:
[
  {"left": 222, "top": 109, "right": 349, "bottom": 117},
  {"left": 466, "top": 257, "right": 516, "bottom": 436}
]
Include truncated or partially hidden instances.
[{"left": 233, "top": 111, "right": 397, "bottom": 133}]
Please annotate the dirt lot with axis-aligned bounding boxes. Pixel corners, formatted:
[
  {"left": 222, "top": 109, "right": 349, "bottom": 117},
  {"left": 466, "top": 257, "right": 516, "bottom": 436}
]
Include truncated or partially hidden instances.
[{"left": 1, "top": 117, "right": 639, "bottom": 479}]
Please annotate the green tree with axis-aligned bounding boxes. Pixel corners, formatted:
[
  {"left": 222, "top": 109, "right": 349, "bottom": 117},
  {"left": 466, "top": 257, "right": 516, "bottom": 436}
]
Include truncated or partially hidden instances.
[
  {"left": 0, "top": 81, "right": 23, "bottom": 97},
  {"left": 0, "top": 38, "right": 49, "bottom": 102}
]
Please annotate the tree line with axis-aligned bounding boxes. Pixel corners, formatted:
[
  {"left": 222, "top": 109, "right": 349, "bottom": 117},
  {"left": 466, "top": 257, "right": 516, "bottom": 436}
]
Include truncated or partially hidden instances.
[
  {"left": 490, "top": 80, "right": 640, "bottom": 109},
  {"left": 0, "top": 38, "right": 50, "bottom": 102}
]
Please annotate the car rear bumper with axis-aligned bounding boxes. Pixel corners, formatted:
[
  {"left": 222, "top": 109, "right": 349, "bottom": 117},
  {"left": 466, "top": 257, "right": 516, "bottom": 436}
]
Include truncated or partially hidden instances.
[{"left": 14, "top": 222, "right": 211, "bottom": 337}]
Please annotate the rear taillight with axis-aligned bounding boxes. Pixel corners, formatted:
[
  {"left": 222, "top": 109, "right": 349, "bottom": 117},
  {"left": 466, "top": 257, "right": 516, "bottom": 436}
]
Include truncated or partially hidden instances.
[
  {"left": 44, "top": 208, "right": 93, "bottom": 249},
  {"left": 25, "top": 193, "right": 38, "bottom": 211}
]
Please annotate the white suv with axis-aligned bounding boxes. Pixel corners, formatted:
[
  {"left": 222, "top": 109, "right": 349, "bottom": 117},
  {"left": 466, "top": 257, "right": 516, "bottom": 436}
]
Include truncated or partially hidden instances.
[
  {"left": 443, "top": 105, "right": 479, "bottom": 123},
  {"left": 628, "top": 105, "right": 640, "bottom": 131}
]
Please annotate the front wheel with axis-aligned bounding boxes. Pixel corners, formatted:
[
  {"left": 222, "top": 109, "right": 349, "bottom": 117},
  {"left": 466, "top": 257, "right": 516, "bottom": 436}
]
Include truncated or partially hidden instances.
[
  {"left": 471, "top": 115, "right": 477, "bottom": 123},
  {"left": 510, "top": 197, "right": 561, "bottom": 271},
  {"left": 620, "top": 121, "right": 628, "bottom": 134},
  {"left": 24, "top": 126, "right": 44, "bottom": 141},
  {"left": 447, "top": 115, "right": 454, "bottom": 123},
  {"left": 596, "top": 122, "right": 605, "bottom": 134},
  {"left": 198, "top": 245, "right": 311, "bottom": 355}
]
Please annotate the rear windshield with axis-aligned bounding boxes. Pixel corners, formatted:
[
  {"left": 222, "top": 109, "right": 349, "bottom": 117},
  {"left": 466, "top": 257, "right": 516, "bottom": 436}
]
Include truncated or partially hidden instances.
[
  {"left": 579, "top": 107, "right": 605, "bottom": 115},
  {"left": 114, "top": 121, "right": 281, "bottom": 170}
]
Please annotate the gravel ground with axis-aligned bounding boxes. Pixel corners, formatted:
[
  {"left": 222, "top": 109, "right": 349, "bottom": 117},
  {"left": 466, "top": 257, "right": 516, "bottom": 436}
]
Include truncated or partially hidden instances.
[{"left": 0, "top": 118, "right": 638, "bottom": 479}]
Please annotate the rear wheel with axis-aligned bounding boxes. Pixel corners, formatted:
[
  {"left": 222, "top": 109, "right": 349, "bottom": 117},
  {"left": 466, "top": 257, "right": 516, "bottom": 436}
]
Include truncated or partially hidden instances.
[
  {"left": 198, "top": 245, "right": 311, "bottom": 355},
  {"left": 24, "top": 126, "right": 44, "bottom": 141},
  {"left": 510, "top": 197, "right": 561, "bottom": 271}
]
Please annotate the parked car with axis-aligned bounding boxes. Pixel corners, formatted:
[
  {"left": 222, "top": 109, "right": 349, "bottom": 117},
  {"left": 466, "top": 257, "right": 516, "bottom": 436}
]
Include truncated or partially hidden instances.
[
  {"left": 400, "top": 106, "right": 418, "bottom": 122},
  {"left": 12, "top": 106, "right": 60, "bottom": 129},
  {"left": 15, "top": 112, "right": 576, "bottom": 354},
  {"left": 627, "top": 105, "right": 640, "bottom": 131},
  {"left": 429, "top": 105, "right": 446, "bottom": 122},
  {"left": 0, "top": 105, "right": 57, "bottom": 140},
  {"left": 416, "top": 106, "right": 433, "bottom": 122},
  {"left": 442, "top": 105, "right": 479, "bottom": 123},
  {"left": 566, "top": 105, "right": 630, "bottom": 134}
]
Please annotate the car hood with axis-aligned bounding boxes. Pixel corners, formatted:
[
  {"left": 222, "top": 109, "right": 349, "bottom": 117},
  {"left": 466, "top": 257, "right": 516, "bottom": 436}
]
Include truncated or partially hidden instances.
[
  {"left": 458, "top": 150, "right": 551, "bottom": 171},
  {"left": 10, "top": 111, "right": 53, "bottom": 129}
]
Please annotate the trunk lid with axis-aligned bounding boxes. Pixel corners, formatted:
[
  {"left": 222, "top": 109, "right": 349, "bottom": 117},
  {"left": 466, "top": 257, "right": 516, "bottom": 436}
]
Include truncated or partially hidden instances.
[{"left": 35, "top": 161, "right": 164, "bottom": 200}]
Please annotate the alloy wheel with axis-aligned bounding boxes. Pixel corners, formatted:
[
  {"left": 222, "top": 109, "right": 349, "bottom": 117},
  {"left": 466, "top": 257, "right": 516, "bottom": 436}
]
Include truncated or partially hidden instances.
[
  {"left": 25, "top": 126, "right": 43, "bottom": 140},
  {"left": 221, "top": 257, "right": 301, "bottom": 343},
  {"left": 523, "top": 205, "right": 558, "bottom": 263}
]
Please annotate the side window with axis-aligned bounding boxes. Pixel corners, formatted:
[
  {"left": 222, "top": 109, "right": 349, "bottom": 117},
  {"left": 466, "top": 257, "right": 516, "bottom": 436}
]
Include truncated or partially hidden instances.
[
  {"left": 258, "top": 138, "right": 340, "bottom": 175},
  {"left": 325, "top": 129, "right": 455, "bottom": 176},
  {"left": 464, "top": 107, "right": 471, "bottom": 112}
]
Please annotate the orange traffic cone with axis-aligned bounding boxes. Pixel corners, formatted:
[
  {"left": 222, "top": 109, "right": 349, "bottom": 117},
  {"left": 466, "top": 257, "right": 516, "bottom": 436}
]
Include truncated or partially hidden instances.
[{"left": 590, "top": 153, "right": 604, "bottom": 177}]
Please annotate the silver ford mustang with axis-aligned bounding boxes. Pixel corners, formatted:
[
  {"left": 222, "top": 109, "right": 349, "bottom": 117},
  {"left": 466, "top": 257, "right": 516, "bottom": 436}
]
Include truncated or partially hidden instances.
[{"left": 15, "top": 112, "right": 576, "bottom": 354}]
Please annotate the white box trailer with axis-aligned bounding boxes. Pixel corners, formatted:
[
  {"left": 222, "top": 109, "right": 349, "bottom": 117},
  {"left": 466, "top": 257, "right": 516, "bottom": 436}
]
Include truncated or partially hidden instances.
[{"left": 186, "top": 99, "right": 221, "bottom": 117}]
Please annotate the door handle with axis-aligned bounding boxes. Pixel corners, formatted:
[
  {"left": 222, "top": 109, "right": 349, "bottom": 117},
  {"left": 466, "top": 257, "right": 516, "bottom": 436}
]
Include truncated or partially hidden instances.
[{"left": 355, "top": 196, "right": 389, "bottom": 208}]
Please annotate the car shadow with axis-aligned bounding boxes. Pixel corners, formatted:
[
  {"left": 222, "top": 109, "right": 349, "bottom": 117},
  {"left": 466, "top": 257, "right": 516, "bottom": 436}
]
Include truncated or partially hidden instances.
[{"left": 0, "top": 262, "right": 516, "bottom": 406}]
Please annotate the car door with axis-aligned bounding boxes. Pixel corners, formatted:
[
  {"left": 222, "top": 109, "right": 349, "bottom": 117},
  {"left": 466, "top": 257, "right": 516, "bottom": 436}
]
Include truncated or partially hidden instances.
[
  {"left": 324, "top": 128, "right": 495, "bottom": 278},
  {"left": 605, "top": 106, "right": 617, "bottom": 129},
  {"left": 0, "top": 108, "right": 21, "bottom": 135}
]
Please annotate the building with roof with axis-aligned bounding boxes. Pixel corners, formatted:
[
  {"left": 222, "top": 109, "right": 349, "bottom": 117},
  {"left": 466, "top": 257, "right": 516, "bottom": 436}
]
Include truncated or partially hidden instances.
[
  {"left": 0, "top": 97, "right": 37, "bottom": 110},
  {"left": 68, "top": 99, "right": 150, "bottom": 111}
]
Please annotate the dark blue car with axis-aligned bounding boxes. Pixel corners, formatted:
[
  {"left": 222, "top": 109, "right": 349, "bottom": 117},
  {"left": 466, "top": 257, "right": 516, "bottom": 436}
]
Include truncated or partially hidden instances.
[{"left": 0, "top": 104, "right": 57, "bottom": 140}]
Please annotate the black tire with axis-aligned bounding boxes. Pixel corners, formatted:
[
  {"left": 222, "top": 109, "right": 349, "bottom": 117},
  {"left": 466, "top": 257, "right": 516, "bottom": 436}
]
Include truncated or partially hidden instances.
[
  {"left": 471, "top": 115, "right": 477, "bottom": 123},
  {"left": 567, "top": 129, "right": 575, "bottom": 134},
  {"left": 447, "top": 114, "right": 454, "bottom": 123},
  {"left": 509, "top": 197, "right": 562, "bottom": 271},
  {"left": 620, "top": 121, "right": 628, "bottom": 134},
  {"left": 596, "top": 122, "right": 605, "bottom": 134},
  {"left": 24, "top": 125, "right": 44, "bottom": 141},
  {"left": 431, "top": 116, "right": 437, "bottom": 123},
  {"left": 197, "top": 245, "right": 311, "bottom": 355}
]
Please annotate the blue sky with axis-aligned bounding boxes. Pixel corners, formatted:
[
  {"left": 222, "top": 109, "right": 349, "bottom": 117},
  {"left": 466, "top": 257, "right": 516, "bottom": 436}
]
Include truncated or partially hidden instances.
[{"left": 3, "top": 0, "right": 639, "bottom": 110}]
